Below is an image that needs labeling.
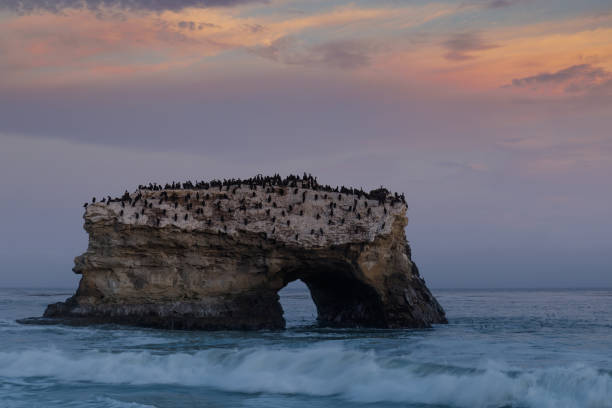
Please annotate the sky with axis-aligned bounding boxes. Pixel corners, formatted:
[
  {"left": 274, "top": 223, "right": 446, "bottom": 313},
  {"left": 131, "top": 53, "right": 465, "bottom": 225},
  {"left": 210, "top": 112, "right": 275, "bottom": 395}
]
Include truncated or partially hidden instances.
[{"left": 0, "top": 0, "right": 611, "bottom": 289}]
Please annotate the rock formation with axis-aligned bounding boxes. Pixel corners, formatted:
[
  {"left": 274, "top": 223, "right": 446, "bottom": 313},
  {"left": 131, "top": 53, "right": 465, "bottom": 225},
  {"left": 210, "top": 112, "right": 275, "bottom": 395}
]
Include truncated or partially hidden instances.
[{"left": 44, "top": 175, "right": 447, "bottom": 329}]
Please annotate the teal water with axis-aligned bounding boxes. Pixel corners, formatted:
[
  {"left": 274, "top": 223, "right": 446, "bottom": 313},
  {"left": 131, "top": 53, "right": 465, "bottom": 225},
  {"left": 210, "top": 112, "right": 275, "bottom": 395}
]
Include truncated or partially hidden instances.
[{"left": 1, "top": 285, "right": 611, "bottom": 408}]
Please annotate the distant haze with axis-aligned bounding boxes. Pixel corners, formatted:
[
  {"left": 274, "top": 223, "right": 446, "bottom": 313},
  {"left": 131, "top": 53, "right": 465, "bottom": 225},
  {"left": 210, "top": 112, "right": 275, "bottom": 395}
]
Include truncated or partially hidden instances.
[{"left": 0, "top": 0, "right": 610, "bottom": 289}]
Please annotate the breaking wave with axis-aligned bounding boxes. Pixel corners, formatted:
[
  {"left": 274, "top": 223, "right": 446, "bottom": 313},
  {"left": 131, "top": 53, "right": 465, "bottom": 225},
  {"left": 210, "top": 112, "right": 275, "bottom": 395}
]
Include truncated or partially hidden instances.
[{"left": 0, "top": 344, "right": 610, "bottom": 408}]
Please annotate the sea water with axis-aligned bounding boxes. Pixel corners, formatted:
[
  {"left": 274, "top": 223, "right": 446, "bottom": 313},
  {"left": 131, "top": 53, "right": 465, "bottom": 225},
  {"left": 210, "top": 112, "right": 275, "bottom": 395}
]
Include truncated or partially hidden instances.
[{"left": 1, "top": 284, "right": 611, "bottom": 408}]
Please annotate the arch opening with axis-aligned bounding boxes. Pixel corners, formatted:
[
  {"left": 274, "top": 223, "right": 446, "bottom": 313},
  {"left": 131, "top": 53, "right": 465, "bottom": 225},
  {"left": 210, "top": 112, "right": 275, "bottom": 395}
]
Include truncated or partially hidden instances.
[
  {"left": 278, "top": 280, "right": 317, "bottom": 327},
  {"left": 276, "top": 261, "right": 387, "bottom": 328}
]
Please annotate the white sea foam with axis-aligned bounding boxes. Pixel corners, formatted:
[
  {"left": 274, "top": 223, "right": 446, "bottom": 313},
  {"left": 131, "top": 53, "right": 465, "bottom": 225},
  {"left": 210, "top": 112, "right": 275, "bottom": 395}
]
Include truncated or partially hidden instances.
[{"left": 0, "top": 344, "right": 610, "bottom": 408}]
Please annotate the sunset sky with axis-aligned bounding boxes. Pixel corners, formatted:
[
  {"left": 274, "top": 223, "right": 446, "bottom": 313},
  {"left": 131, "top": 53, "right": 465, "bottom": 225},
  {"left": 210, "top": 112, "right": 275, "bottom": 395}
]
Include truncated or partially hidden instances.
[{"left": 1, "top": 0, "right": 611, "bottom": 288}]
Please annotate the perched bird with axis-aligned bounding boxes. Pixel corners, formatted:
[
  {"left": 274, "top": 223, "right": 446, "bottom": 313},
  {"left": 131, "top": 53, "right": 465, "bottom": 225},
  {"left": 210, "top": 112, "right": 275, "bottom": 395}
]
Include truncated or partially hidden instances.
[
  {"left": 83, "top": 203, "right": 88, "bottom": 208},
  {"left": 184, "top": 214, "right": 188, "bottom": 220},
  {"left": 174, "top": 214, "right": 178, "bottom": 221}
]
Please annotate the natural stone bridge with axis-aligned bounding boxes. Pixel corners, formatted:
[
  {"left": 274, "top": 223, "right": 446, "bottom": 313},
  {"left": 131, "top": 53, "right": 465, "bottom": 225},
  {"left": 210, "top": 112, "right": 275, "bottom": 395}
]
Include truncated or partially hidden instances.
[{"left": 44, "top": 175, "right": 447, "bottom": 329}]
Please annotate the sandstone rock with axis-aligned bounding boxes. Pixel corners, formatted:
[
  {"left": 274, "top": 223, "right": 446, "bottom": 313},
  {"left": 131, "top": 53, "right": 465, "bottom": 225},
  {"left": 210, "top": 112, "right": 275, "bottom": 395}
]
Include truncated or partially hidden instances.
[{"left": 44, "top": 177, "right": 447, "bottom": 329}]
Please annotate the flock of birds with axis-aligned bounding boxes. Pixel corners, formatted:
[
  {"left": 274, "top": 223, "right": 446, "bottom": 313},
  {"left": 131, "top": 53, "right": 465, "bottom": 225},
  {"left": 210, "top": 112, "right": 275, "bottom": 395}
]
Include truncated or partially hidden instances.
[{"left": 84, "top": 174, "right": 406, "bottom": 241}]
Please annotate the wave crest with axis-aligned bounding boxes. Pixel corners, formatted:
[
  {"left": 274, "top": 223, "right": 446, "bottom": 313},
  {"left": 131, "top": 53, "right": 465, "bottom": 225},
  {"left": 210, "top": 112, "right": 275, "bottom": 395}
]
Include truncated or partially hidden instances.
[{"left": 0, "top": 344, "right": 610, "bottom": 407}]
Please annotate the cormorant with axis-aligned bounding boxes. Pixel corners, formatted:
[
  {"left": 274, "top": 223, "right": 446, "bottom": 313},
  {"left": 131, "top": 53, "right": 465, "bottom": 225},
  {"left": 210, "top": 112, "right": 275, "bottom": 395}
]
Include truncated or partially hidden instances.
[
  {"left": 286, "top": 220, "right": 290, "bottom": 226},
  {"left": 135, "top": 213, "right": 139, "bottom": 219},
  {"left": 184, "top": 214, "right": 188, "bottom": 220},
  {"left": 310, "top": 229, "right": 314, "bottom": 234},
  {"left": 272, "top": 216, "right": 276, "bottom": 223},
  {"left": 295, "top": 233, "right": 299, "bottom": 240},
  {"left": 244, "top": 218, "right": 248, "bottom": 225},
  {"left": 174, "top": 214, "right": 178, "bottom": 221},
  {"left": 162, "top": 209, "right": 167, "bottom": 215},
  {"left": 299, "top": 210, "right": 303, "bottom": 216},
  {"left": 319, "top": 228, "right": 323, "bottom": 234},
  {"left": 83, "top": 203, "right": 88, "bottom": 208},
  {"left": 382, "top": 222, "right": 385, "bottom": 229},
  {"left": 92, "top": 197, "right": 96, "bottom": 203},
  {"left": 357, "top": 213, "right": 361, "bottom": 220},
  {"left": 120, "top": 210, "right": 124, "bottom": 216},
  {"left": 316, "top": 213, "right": 320, "bottom": 220}
]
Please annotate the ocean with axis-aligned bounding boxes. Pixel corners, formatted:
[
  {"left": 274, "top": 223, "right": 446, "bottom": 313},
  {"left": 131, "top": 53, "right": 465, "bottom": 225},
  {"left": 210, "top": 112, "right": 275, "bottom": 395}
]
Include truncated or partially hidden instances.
[{"left": 1, "top": 284, "right": 611, "bottom": 408}]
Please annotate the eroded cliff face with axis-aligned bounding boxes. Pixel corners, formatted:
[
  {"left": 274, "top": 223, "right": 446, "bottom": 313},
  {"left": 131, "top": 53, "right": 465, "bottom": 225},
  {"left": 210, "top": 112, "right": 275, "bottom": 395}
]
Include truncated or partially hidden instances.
[{"left": 45, "top": 180, "right": 446, "bottom": 329}]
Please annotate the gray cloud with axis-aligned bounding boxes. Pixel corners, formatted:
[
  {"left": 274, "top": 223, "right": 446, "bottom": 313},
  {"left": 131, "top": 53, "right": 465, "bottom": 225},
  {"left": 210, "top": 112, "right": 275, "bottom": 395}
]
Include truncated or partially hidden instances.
[
  {"left": 252, "top": 37, "right": 373, "bottom": 70},
  {"left": 178, "top": 20, "right": 219, "bottom": 30},
  {"left": 443, "top": 32, "right": 497, "bottom": 61},
  {"left": 510, "top": 64, "right": 612, "bottom": 93},
  {"left": 485, "top": 0, "right": 527, "bottom": 9},
  {"left": 1, "top": 0, "right": 265, "bottom": 13}
]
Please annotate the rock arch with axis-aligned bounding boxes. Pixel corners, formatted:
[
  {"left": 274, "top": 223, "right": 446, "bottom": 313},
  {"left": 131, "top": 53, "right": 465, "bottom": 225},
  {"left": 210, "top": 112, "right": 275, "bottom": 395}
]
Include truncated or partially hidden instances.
[{"left": 43, "top": 180, "right": 447, "bottom": 330}]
